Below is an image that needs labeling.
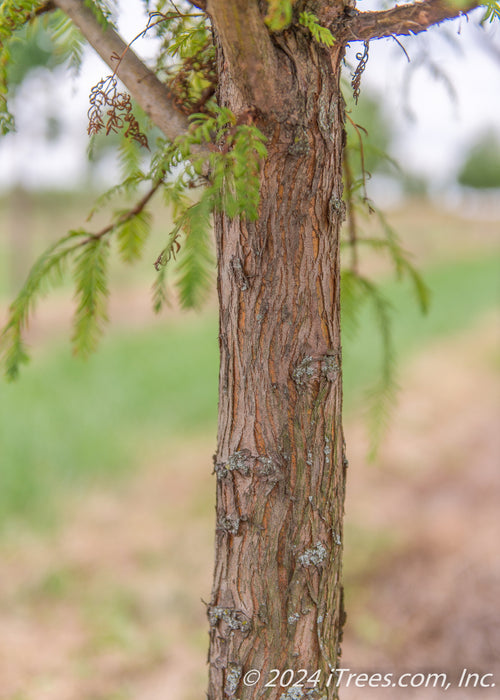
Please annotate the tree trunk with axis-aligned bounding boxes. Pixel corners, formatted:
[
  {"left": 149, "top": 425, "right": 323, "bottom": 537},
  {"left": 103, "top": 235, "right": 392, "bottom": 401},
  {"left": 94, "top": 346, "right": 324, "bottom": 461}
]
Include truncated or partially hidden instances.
[{"left": 208, "top": 28, "right": 347, "bottom": 700}]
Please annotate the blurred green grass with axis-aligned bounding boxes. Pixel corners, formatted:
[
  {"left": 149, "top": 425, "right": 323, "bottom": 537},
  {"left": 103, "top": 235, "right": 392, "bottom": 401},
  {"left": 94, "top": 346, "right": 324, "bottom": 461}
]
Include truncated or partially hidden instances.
[
  {"left": 0, "top": 314, "right": 219, "bottom": 528},
  {"left": 342, "top": 254, "right": 500, "bottom": 406},
  {"left": 0, "top": 253, "right": 498, "bottom": 531}
]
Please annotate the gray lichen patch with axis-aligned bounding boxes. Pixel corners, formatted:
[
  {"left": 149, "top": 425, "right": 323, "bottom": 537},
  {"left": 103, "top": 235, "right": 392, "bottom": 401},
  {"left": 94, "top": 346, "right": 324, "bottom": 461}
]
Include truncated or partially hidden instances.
[
  {"left": 215, "top": 450, "right": 283, "bottom": 482},
  {"left": 292, "top": 356, "right": 315, "bottom": 387},
  {"left": 230, "top": 256, "right": 249, "bottom": 291},
  {"left": 226, "top": 450, "right": 252, "bottom": 474},
  {"left": 280, "top": 689, "right": 305, "bottom": 700},
  {"left": 288, "top": 125, "right": 310, "bottom": 156},
  {"left": 256, "top": 454, "right": 283, "bottom": 483},
  {"left": 298, "top": 541, "right": 327, "bottom": 567},
  {"left": 324, "top": 435, "right": 331, "bottom": 465},
  {"left": 324, "top": 444, "right": 331, "bottom": 464},
  {"left": 215, "top": 449, "right": 253, "bottom": 478},
  {"left": 225, "top": 663, "right": 242, "bottom": 696},
  {"left": 208, "top": 606, "right": 252, "bottom": 635},
  {"left": 257, "top": 455, "right": 275, "bottom": 474},
  {"left": 217, "top": 515, "right": 241, "bottom": 535},
  {"left": 321, "top": 353, "right": 340, "bottom": 382},
  {"left": 329, "top": 192, "right": 346, "bottom": 223},
  {"left": 287, "top": 611, "right": 300, "bottom": 624},
  {"left": 280, "top": 688, "right": 327, "bottom": 700}
]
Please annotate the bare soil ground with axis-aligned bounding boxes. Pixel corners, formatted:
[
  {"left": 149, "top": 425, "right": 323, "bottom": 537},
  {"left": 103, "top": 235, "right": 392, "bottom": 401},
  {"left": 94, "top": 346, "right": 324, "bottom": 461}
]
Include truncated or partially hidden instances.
[
  {"left": 341, "top": 313, "right": 500, "bottom": 699},
  {"left": 0, "top": 314, "right": 498, "bottom": 700}
]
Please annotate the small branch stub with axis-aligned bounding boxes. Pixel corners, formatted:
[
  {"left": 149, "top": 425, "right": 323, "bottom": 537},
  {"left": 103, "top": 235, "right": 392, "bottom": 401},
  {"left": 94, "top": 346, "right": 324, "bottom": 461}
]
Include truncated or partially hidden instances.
[
  {"left": 230, "top": 256, "right": 250, "bottom": 291},
  {"left": 321, "top": 353, "right": 340, "bottom": 382},
  {"left": 215, "top": 449, "right": 253, "bottom": 477},
  {"left": 217, "top": 515, "right": 241, "bottom": 535},
  {"left": 215, "top": 450, "right": 282, "bottom": 480},
  {"left": 293, "top": 352, "right": 341, "bottom": 388},
  {"left": 208, "top": 606, "right": 252, "bottom": 634}
]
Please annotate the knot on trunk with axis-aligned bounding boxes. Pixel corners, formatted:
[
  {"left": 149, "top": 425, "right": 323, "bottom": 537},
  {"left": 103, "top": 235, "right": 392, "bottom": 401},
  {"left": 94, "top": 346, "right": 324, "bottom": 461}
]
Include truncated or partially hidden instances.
[
  {"left": 292, "top": 351, "right": 340, "bottom": 388},
  {"left": 208, "top": 605, "right": 252, "bottom": 635},
  {"left": 215, "top": 449, "right": 254, "bottom": 477},
  {"left": 214, "top": 450, "right": 283, "bottom": 481},
  {"left": 230, "top": 256, "right": 250, "bottom": 291},
  {"left": 217, "top": 514, "right": 242, "bottom": 535}
]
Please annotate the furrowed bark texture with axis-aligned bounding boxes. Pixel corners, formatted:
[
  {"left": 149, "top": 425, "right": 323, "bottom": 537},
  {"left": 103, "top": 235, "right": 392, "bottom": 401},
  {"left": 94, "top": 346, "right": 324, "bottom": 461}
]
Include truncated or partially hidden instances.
[{"left": 208, "top": 21, "right": 347, "bottom": 700}]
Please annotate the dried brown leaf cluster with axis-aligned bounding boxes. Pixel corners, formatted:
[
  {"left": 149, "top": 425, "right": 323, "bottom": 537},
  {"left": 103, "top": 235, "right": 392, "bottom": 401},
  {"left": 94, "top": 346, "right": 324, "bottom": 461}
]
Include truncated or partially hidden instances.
[{"left": 88, "top": 75, "right": 149, "bottom": 148}]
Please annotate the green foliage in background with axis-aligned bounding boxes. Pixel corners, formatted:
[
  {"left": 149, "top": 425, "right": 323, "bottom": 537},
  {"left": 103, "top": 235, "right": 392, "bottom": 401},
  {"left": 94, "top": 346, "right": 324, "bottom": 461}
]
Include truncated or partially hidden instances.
[
  {"left": 0, "top": 0, "right": 87, "bottom": 134},
  {"left": 345, "top": 91, "right": 393, "bottom": 179},
  {"left": 458, "top": 130, "right": 500, "bottom": 189},
  {"left": 265, "top": 0, "right": 293, "bottom": 31}
]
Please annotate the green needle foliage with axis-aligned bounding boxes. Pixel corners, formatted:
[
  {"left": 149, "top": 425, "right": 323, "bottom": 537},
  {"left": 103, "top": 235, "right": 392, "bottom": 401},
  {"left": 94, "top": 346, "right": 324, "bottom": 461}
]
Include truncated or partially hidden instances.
[
  {"left": 116, "top": 210, "right": 152, "bottom": 264},
  {"left": 0, "top": 0, "right": 44, "bottom": 133},
  {"left": 72, "top": 237, "right": 110, "bottom": 358},
  {"left": 175, "top": 200, "right": 213, "bottom": 310},
  {"left": 1, "top": 231, "right": 88, "bottom": 380},
  {"left": 299, "top": 10, "right": 335, "bottom": 46},
  {"left": 0, "top": 0, "right": 89, "bottom": 133},
  {"left": 482, "top": 0, "right": 500, "bottom": 21}
]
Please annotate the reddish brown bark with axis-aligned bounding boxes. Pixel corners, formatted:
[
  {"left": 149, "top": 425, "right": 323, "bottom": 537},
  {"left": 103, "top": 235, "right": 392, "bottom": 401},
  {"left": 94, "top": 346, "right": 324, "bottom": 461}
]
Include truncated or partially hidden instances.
[
  {"left": 207, "top": 23, "right": 347, "bottom": 700},
  {"left": 342, "top": 0, "right": 478, "bottom": 42}
]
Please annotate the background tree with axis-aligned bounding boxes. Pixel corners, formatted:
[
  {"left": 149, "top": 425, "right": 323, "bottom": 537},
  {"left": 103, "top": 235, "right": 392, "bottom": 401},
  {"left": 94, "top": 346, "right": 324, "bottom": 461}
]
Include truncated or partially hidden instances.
[
  {"left": 458, "top": 129, "right": 500, "bottom": 189},
  {"left": 2, "top": 12, "right": 79, "bottom": 289},
  {"left": 0, "top": 1, "right": 497, "bottom": 698}
]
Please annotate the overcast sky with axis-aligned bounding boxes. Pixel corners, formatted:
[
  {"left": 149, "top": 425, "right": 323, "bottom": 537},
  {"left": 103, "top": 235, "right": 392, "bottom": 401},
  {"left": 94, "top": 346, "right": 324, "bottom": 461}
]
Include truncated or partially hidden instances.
[{"left": 0, "top": 1, "right": 499, "bottom": 191}]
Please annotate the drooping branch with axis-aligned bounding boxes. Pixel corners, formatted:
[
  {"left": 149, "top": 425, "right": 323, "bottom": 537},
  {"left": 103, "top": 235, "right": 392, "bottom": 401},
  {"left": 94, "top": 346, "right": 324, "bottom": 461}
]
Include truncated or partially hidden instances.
[
  {"left": 79, "top": 179, "right": 163, "bottom": 247},
  {"left": 207, "top": 0, "right": 284, "bottom": 113},
  {"left": 53, "top": 0, "right": 191, "bottom": 142},
  {"left": 344, "top": 0, "right": 479, "bottom": 42}
]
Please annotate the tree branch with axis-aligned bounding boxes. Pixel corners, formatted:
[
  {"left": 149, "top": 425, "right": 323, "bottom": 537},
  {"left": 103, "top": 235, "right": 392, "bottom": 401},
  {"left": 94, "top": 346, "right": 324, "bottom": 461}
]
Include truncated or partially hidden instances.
[
  {"left": 207, "top": 0, "right": 283, "bottom": 113},
  {"left": 186, "top": 0, "right": 208, "bottom": 9},
  {"left": 81, "top": 179, "right": 163, "bottom": 246},
  {"left": 344, "top": 0, "right": 479, "bottom": 42},
  {"left": 34, "top": 1, "right": 56, "bottom": 17},
  {"left": 53, "top": 0, "right": 191, "bottom": 142}
]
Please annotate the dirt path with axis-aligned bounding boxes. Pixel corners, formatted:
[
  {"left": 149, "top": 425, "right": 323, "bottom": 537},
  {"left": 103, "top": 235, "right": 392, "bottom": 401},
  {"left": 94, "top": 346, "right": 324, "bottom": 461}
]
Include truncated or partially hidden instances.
[{"left": 0, "top": 315, "right": 498, "bottom": 700}]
